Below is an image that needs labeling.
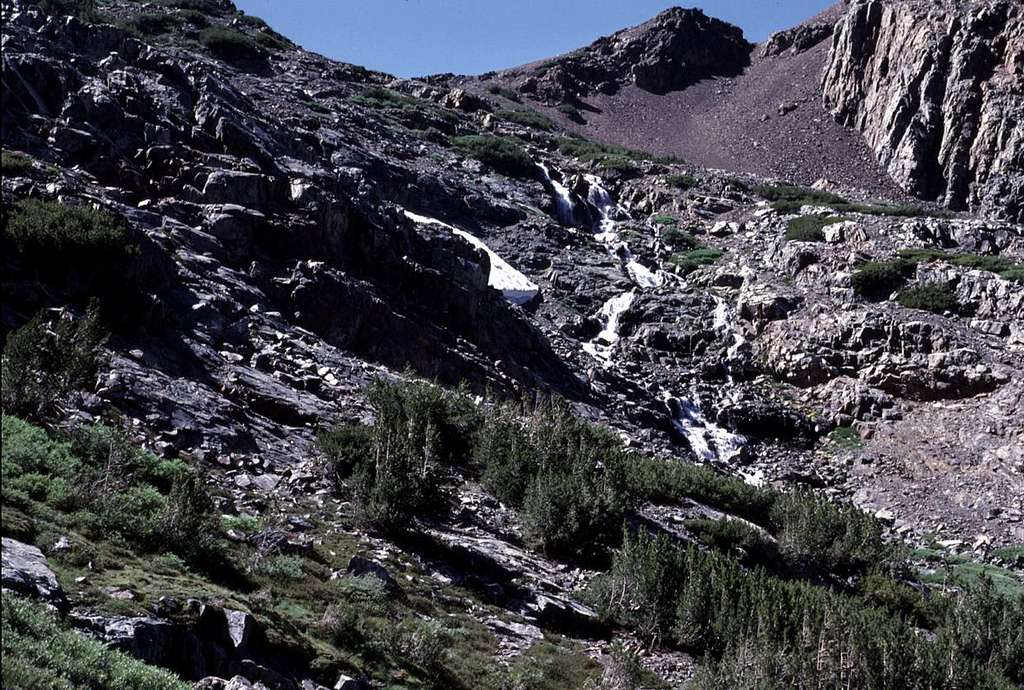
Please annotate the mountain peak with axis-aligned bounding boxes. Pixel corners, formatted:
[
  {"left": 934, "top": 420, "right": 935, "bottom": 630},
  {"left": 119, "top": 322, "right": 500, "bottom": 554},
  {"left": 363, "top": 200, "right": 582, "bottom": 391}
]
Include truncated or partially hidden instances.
[{"left": 508, "top": 6, "right": 751, "bottom": 102}]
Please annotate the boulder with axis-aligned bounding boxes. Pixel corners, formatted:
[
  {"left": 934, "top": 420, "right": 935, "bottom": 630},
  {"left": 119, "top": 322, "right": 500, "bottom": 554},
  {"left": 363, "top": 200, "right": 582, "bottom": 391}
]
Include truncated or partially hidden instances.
[{"left": 1, "top": 537, "right": 66, "bottom": 608}]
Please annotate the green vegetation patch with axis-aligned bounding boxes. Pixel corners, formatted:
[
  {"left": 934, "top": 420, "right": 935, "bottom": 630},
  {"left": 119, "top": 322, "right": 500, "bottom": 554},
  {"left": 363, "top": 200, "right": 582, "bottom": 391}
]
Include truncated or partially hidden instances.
[
  {"left": 784, "top": 215, "right": 845, "bottom": 242},
  {"left": 665, "top": 174, "right": 699, "bottom": 190},
  {"left": 486, "top": 85, "right": 520, "bottom": 102},
  {"left": 661, "top": 226, "right": 698, "bottom": 249},
  {"left": 451, "top": 135, "right": 536, "bottom": 178},
  {"left": 496, "top": 108, "right": 554, "bottom": 131},
  {"left": 199, "top": 26, "right": 264, "bottom": 61},
  {"left": 1, "top": 415, "right": 228, "bottom": 573},
  {"left": 851, "top": 258, "right": 916, "bottom": 299},
  {"left": 1, "top": 150, "right": 34, "bottom": 176},
  {"left": 2, "top": 592, "right": 190, "bottom": 690},
  {"left": 123, "top": 11, "right": 181, "bottom": 38},
  {"left": 2, "top": 198, "right": 135, "bottom": 262},
  {"left": 557, "top": 103, "right": 584, "bottom": 123},
  {"left": 898, "top": 248, "right": 1024, "bottom": 281},
  {"left": 756, "top": 183, "right": 939, "bottom": 217},
  {"left": 350, "top": 86, "right": 420, "bottom": 109},
  {"left": 895, "top": 283, "right": 959, "bottom": 314},
  {"left": 666, "top": 247, "right": 725, "bottom": 274},
  {"left": 557, "top": 137, "right": 682, "bottom": 172},
  {"left": 826, "top": 425, "right": 863, "bottom": 451}
]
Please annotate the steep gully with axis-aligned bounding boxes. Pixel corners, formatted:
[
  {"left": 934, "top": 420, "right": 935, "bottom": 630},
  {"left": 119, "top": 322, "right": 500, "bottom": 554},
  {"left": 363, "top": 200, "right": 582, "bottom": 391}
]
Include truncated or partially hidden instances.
[{"left": 539, "top": 162, "right": 749, "bottom": 469}]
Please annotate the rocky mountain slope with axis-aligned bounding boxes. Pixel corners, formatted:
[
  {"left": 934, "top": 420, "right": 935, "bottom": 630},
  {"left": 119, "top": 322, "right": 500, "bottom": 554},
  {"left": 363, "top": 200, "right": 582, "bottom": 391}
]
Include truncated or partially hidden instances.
[
  {"left": 823, "top": 0, "right": 1024, "bottom": 222},
  {"left": 1, "top": 1, "right": 1022, "bottom": 689}
]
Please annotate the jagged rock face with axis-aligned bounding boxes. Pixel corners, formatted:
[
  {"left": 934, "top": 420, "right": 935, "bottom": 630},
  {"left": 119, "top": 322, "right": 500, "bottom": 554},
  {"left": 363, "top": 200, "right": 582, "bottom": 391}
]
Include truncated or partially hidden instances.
[
  {"left": 822, "top": 0, "right": 1024, "bottom": 222},
  {"left": 517, "top": 7, "right": 751, "bottom": 102},
  {"left": 760, "top": 23, "right": 834, "bottom": 58}
]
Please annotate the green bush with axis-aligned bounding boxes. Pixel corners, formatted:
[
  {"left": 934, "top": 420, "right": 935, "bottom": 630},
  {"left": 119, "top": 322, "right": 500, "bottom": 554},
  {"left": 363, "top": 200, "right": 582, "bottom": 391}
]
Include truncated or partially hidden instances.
[
  {"left": 557, "top": 103, "right": 583, "bottom": 122},
  {"left": 557, "top": 137, "right": 681, "bottom": 169},
  {"left": 1, "top": 415, "right": 225, "bottom": 571},
  {"left": 1, "top": 303, "right": 107, "bottom": 419},
  {"left": 1000, "top": 267, "right": 1024, "bottom": 283},
  {"left": 350, "top": 86, "right": 419, "bottom": 109},
  {"left": 124, "top": 11, "right": 180, "bottom": 37},
  {"left": 199, "top": 26, "right": 264, "bottom": 61},
  {"left": 2, "top": 592, "right": 190, "bottom": 690},
  {"left": 661, "top": 226, "right": 698, "bottom": 249},
  {"left": 1, "top": 150, "right": 34, "bottom": 176},
  {"left": 754, "top": 183, "right": 847, "bottom": 207},
  {"left": 827, "top": 425, "right": 862, "bottom": 450},
  {"left": 652, "top": 214, "right": 678, "bottom": 226},
  {"left": 38, "top": 0, "right": 100, "bottom": 20},
  {"left": 665, "top": 174, "right": 698, "bottom": 190},
  {"left": 588, "top": 529, "right": 686, "bottom": 644},
  {"left": 896, "top": 283, "right": 958, "bottom": 313},
  {"left": 666, "top": 247, "right": 725, "bottom": 274},
  {"left": 898, "top": 248, "right": 1023, "bottom": 279},
  {"left": 769, "top": 491, "right": 894, "bottom": 576},
  {"left": 684, "top": 518, "right": 777, "bottom": 565},
  {"left": 451, "top": 135, "right": 536, "bottom": 178},
  {"left": 496, "top": 109, "right": 554, "bottom": 131},
  {"left": 851, "top": 259, "right": 915, "bottom": 298},
  {"left": 476, "top": 400, "right": 633, "bottom": 557},
  {"left": 2, "top": 198, "right": 135, "bottom": 265},
  {"left": 596, "top": 531, "right": 1023, "bottom": 689},
  {"left": 784, "top": 215, "right": 844, "bottom": 242},
  {"left": 320, "top": 378, "right": 478, "bottom": 531},
  {"left": 487, "top": 85, "right": 521, "bottom": 102}
]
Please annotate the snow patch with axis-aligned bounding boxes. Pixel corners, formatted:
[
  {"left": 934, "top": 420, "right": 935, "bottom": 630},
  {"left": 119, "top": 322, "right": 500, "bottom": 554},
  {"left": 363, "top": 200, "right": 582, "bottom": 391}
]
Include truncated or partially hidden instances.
[{"left": 404, "top": 210, "right": 539, "bottom": 305}]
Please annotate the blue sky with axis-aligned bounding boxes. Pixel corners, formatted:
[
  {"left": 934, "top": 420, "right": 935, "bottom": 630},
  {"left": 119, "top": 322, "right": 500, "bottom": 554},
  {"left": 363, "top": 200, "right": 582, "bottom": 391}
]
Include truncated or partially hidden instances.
[{"left": 234, "top": 1, "right": 835, "bottom": 78}]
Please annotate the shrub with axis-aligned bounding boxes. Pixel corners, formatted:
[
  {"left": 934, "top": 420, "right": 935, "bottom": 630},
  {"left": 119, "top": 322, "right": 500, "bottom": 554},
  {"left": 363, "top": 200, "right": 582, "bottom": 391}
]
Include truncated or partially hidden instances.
[
  {"left": 851, "top": 259, "right": 915, "bottom": 299},
  {"left": 2, "top": 303, "right": 107, "bottom": 419},
  {"left": 661, "top": 226, "right": 698, "bottom": 249},
  {"left": 350, "top": 86, "right": 418, "bottom": 109},
  {"left": 38, "top": 0, "right": 100, "bottom": 20},
  {"left": 588, "top": 529, "right": 687, "bottom": 645},
  {"left": 827, "top": 425, "right": 862, "bottom": 450},
  {"left": 2, "top": 198, "right": 135, "bottom": 265},
  {"left": 652, "top": 214, "right": 678, "bottom": 226},
  {"left": 897, "top": 248, "right": 1023, "bottom": 279},
  {"left": 769, "top": 491, "right": 894, "bottom": 576},
  {"left": 557, "top": 103, "right": 583, "bottom": 122},
  {"left": 124, "top": 11, "right": 180, "bottom": 37},
  {"left": 1, "top": 150, "right": 33, "bottom": 176},
  {"left": 451, "top": 135, "right": 536, "bottom": 178},
  {"left": 199, "top": 26, "right": 264, "bottom": 61},
  {"left": 487, "top": 85, "right": 521, "bottom": 102},
  {"left": 557, "top": 137, "right": 681, "bottom": 168},
  {"left": 666, "top": 247, "right": 724, "bottom": 274},
  {"left": 665, "top": 174, "right": 699, "bottom": 190},
  {"left": 784, "top": 215, "right": 844, "bottom": 242},
  {"left": 320, "top": 378, "right": 478, "bottom": 531},
  {"left": 496, "top": 108, "right": 554, "bottom": 131},
  {"left": 754, "top": 183, "right": 847, "bottom": 207},
  {"left": 627, "top": 458, "right": 775, "bottom": 526},
  {"left": 683, "top": 518, "right": 777, "bottom": 565},
  {"left": 2, "top": 592, "right": 191, "bottom": 690},
  {"left": 1000, "top": 267, "right": 1024, "bottom": 282},
  {"left": 896, "top": 283, "right": 958, "bottom": 313},
  {"left": 476, "top": 399, "right": 634, "bottom": 557},
  {"left": 317, "top": 423, "right": 372, "bottom": 485}
]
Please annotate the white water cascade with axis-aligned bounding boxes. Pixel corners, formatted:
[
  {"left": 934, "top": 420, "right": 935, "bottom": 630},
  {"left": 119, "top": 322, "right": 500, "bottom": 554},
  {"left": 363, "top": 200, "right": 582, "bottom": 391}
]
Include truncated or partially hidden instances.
[
  {"left": 582, "top": 290, "right": 636, "bottom": 362},
  {"left": 712, "top": 295, "right": 748, "bottom": 382},
  {"left": 537, "top": 163, "right": 577, "bottom": 225},
  {"left": 664, "top": 393, "right": 746, "bottom": 464},
  {"left": 584, "top": 174, "right": 668, "bottom": 289}
]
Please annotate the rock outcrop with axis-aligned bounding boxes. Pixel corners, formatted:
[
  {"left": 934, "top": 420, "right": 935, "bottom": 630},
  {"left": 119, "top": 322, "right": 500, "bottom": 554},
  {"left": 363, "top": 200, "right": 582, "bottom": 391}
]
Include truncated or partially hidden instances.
[
  {"left": 1, "top": 537, "right": 67, "bottom": 608},
  {"left": 822, "top": 0, "right": 1024, "bottom": 221},
  {"left": 514, "top": 7, "right": 751, "bottom": 102}
]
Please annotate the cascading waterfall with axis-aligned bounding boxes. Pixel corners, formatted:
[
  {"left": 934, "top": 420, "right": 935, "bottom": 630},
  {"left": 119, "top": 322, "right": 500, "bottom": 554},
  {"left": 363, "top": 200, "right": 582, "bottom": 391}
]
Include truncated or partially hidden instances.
[
  {"left": 712, "top": 295, "right": 748, "bottom": 382},
  {"left": 582, "top": 290, "right": 636, "bottom": 362},
  {"left": 663, "top": 393, "right": 745, "bottom": 463},
  {"left": 537, "top": 163, "right": 577, "bottom": 225}
]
